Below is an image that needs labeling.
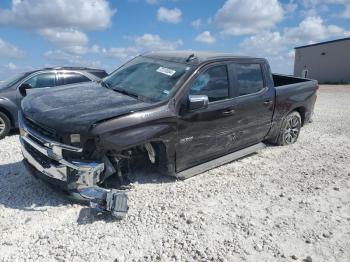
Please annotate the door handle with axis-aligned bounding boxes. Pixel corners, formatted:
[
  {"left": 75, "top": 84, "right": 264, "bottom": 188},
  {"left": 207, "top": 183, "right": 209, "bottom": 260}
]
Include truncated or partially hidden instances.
[
  {"left": 222, "top": 109, "right": 235, "bottom": 116},
  {"left": 263, "top": 100, "right": 273, "bottom": 106}
]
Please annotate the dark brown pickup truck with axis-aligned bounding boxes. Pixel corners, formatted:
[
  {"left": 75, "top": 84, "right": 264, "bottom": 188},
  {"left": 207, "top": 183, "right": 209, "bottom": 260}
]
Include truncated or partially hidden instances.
[{"left": 19, "top": 51, "right": 318, "bottom": 218}]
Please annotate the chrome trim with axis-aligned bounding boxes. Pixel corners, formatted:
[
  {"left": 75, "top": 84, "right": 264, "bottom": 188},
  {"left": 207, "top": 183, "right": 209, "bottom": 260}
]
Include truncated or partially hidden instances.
[
  {"left": 20, "top": 139, "right": 68, "bottom": 181},
  {"left": 19, "top": 112, "right": 104, "bottom": 185},
  {"left": 20, "top": 118, "right": 82, "bottom": 153}
]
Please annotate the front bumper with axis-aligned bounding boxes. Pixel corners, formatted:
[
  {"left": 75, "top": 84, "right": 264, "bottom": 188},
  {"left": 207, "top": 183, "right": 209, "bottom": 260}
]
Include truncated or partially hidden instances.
[
  {"left": 19, "top": 112, "right": 129, "bottom": 218},
  {"left": 18, "top": 112, "right": 104, "bottom": 190}
]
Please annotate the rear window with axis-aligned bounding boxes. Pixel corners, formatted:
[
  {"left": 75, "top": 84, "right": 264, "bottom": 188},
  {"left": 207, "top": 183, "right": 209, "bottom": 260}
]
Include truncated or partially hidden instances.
[
  {"left": 233, "top": 63, "right": 264, "bottom": 96},
  {"left": 88, "top": 70, "right": 108, "bottom": 79}
]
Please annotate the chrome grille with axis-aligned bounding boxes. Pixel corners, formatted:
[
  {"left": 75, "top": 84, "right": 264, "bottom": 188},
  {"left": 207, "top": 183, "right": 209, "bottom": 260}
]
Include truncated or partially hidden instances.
[{"left": 24, "top": 117, "right": 60, "bottom": 141}]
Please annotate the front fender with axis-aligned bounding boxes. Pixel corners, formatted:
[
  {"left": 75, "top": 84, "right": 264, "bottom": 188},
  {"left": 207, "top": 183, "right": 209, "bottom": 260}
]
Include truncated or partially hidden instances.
[{"left": 96, "top": 123, "right": 177, "bottom": 150}]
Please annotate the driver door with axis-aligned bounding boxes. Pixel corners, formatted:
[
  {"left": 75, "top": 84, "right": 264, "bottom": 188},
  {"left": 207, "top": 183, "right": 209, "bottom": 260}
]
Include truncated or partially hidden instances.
[{"left": 176, "top": 64, "right": 237, "bottom": 171}]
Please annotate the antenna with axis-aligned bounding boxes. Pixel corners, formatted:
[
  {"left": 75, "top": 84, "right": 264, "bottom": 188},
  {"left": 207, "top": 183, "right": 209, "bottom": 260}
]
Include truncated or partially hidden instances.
[{"left": 186, "top": 53, "right": 197, "bottom": 62}]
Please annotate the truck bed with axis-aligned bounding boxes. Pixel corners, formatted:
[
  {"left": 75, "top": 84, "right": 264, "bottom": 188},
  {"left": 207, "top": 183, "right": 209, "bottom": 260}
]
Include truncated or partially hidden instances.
[{"left": 272, "top": 74, "right": 313, "bottom": 87}]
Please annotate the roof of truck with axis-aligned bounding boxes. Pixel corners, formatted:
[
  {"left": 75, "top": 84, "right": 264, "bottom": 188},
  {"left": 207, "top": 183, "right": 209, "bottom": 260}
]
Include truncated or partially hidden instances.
[{"left": 142, "top": 51, "right": 260, "bottom": 65}]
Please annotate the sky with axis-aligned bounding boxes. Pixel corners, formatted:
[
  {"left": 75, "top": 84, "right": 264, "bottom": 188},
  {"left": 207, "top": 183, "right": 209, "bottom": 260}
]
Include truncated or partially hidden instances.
[{"left": 0, "top": 0, "right": 349, "bottom": 79}]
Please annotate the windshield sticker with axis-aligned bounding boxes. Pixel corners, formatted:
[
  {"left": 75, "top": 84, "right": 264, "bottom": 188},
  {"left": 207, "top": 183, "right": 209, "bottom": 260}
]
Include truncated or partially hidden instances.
[{"left": 156, "top": 67, "right": 176, "bottom": 76}]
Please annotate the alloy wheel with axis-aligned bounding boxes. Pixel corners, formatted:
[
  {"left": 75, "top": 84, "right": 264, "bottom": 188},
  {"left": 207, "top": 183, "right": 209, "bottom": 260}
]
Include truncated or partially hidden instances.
[
  {"left": 283, "top": 116, "right": 300, "bottom": 144},
  {"left": 0, "top": 117, "right": 5, "bottom": 135}
]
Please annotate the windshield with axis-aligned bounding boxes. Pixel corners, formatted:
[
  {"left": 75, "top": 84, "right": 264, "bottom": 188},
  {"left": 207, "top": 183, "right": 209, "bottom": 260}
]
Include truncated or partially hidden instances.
[
  {"left": 104, "top": 56, "right": 192, "bottom": 102},
  {"left": 0, "top": 72, "right": 29, "bottom": 90}
]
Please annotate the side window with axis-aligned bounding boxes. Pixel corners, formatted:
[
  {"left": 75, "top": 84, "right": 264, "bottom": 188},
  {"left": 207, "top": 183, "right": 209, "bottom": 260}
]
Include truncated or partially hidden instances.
[
  {"left": 59, "top": 73, "right": 90, "bottom": 85},
  {"left": 24, "top": 73, "right": 56, "bottom": 89},
  {"left": 233, "top": 63, "right": 264, "bottom": 96},
  {"left": 190, "top": 65, "right": 229, "bottom": 102}
]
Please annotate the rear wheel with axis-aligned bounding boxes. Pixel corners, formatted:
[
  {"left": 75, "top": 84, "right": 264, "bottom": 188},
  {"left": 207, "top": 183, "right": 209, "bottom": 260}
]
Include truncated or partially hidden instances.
[
  {"left": 0, "top": 112, "right": 11, "bottom": 139},
  {"left": 277, "top": 111, "right": 301, "bottom": 146}
]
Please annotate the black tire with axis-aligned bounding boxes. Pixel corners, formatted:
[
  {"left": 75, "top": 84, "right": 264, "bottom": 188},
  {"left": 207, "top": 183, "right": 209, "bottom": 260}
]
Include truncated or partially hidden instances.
[
  {"left": 0, "top": 112, "right": 11, "bottom": 140},
  {"left": 276, "top": 111, "right": 302, "bottom": 146}
]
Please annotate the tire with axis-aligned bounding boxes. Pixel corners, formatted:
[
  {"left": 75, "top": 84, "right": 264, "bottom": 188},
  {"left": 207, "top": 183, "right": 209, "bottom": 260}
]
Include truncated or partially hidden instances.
[
  {"left": 276, "top": 111, "right": 302, "bottom": 146},
  {"left": 0, "top": 112, "right": 11, "bottom": 140}
]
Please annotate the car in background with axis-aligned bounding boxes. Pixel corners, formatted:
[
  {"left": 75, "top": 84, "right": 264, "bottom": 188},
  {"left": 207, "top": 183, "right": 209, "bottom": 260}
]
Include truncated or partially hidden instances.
[{"left": 0, "top": 67, "right": 108, "bottom": 139}]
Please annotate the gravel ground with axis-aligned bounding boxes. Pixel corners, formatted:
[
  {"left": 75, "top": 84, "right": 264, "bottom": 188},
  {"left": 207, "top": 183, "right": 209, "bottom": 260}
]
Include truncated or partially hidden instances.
[{"left": 0, "top": 85, "right": 349, "bottom": 262}]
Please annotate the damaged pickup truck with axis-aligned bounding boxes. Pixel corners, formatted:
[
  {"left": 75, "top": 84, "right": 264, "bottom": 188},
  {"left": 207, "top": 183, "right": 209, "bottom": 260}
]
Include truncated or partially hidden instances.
[{"left": 19, "top": 51, "right": 318, "bottom": 218}]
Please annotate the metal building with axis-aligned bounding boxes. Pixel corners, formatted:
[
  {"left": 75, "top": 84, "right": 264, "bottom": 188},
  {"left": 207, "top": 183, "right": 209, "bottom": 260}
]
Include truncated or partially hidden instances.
[{"left": 294, "top": 37, "right": 350, "bottom": 84}]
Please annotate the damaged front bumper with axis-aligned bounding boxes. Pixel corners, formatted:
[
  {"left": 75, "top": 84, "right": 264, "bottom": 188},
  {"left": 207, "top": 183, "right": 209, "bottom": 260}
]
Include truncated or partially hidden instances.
[{"left": 18, "top": 112, "right": 128, "bottom": 219}]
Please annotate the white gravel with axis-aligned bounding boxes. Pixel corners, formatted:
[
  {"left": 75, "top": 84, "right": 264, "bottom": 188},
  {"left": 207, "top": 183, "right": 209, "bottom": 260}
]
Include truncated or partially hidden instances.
[{"left": 0, "top": 85, "right": 349, "bottom": 262}]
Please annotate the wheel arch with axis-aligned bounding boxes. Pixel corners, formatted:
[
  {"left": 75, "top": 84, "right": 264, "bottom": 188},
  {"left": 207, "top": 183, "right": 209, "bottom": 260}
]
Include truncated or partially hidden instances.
[{"left": 291, "top": 106, "right": 306, "bottom": 126}]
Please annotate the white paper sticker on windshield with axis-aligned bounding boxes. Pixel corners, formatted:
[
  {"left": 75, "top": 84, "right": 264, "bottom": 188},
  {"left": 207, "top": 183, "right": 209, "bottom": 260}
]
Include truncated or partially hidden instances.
[{"left": 156, "top": 67, "right": 176, "bottom": 76}]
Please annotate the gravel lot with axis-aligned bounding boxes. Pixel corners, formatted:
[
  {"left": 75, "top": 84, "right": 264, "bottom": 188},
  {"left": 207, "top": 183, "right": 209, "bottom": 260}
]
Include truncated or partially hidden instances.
[{"left": 0, "top": 85, "right": 349, "bottom": 262}]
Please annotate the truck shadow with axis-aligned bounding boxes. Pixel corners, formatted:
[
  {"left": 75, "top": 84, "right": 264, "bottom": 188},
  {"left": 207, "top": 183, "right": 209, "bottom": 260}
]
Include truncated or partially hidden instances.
[
  {"left": 0, "top": 161, "right": 70, "bottom": 211},
  {"left": 0, "top": 160, "right": 176, "bottom": 224}
]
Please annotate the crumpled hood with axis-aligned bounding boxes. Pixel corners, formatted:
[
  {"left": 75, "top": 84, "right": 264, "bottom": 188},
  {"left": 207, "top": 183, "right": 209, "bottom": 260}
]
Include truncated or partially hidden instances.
[{"left": 21, "top": 82, "right": 150, "bottom": 134}]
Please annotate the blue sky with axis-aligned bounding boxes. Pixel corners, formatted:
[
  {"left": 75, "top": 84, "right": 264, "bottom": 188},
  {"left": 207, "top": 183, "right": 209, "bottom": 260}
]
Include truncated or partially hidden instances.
[{"left": 0, "top": 0, "right": 349, "bottom": 79}]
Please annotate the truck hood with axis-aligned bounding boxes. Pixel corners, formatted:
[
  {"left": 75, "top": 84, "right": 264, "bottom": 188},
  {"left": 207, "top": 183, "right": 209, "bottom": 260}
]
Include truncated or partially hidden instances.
[{"left": 21, "top": 82, "right": 150, "bottom": 134}]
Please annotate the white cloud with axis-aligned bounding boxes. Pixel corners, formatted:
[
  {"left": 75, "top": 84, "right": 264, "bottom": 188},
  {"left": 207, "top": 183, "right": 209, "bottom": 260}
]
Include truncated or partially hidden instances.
[
  {"left": 0, "top": 38, "right": 24, "bottom": 58},
  {"left": 157, "top": 7, "right": 182, "bottom": 24},
  {"left": 239, "top": 16, "right": 350, "bottom": 73},
  {"left": 191, "top": 19, "right": 203, "bottom": 29},
  {"left": 44, "top": 49, "right": 102, "bottom": 68},
  {"left": 146, "top": 0, "right": 158, "bottom": 4},
  {"left": 195, "top": 31, "right": 216, "bottom": 44},
  {"left": 0, "top": 0, "right": 115, "bottom": 30},
  {"left": 301, "top": 0, "right": 350, "bottom": 18},
  {"left": 134, "top": 33, "right": 183, "bottom": 50},
  {"left": 102, "top": 47, "right": 139, "bottom": 60},
  {"left": 302, "top": 0, "right": 349, "bottom": 8},
  {"left": 342, "top": 4, "right": 350, "bottom": 18},
  {"left": 214, "top": 0, "right": 284, "bottom": 35},
  {"left": 101, "top": 34, "right": 182, "bottom": 62},
  {"left": 45, "top": 33, "right": 182, "bottom": 68},
  {"left": 240, "top": 32, "right": 286, "bottom": 57},
  {"left": 0, "top": 0, "right": 115, "bottom": 46},
  {"left": 283, "top": 16, "right": 350, "bottom": 43},
  {"left": 38, "top": 28, "right": 88, "bottom": 46},
  {"left": 6, "top": 62, "right": 17, "bottom": 70},
  {"left": 284, "top": 1, "right": 298, "bottom": 14},
  {"left": 63, "top": 45, "right": 100, "bottom": 56},
  {"left": 44, "top": 44, "right": 102, "bottom": 66}
]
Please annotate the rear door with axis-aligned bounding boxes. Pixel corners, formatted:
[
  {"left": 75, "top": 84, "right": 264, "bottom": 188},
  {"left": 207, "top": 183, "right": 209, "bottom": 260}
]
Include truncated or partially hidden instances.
[{"left": 226, "top": 61, "right": 274, "bottom": 148}]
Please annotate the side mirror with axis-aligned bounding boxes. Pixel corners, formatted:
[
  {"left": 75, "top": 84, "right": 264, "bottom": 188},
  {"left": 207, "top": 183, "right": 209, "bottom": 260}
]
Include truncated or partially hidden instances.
[
  {"left": 19, "top": 83, "right": 32, "bottom": 96},
  {"left": 188, "top": 95, "right": 209, "bottom": 112}
]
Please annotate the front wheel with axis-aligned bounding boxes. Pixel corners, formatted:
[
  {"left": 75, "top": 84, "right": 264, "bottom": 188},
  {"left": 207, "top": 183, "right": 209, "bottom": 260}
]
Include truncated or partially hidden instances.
[{"left": 276, "top": 111, "right": 301, "bottom": 146}]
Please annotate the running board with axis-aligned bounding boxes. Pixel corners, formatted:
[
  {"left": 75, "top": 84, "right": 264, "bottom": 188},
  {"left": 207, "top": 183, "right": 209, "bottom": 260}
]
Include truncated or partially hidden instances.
[{"left": 176, "top": 143, "right": 266, "bottom": 180}]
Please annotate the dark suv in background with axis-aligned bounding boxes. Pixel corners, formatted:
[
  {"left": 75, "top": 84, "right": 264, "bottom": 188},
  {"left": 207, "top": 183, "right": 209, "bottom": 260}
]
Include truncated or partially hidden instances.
[{"left": 0, "top": 67, "right": 108, "bottom": 139}]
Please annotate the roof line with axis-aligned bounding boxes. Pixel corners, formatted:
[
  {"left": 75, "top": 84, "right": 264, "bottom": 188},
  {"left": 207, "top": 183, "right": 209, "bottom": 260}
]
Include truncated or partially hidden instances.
[{"left": 295, "top": 37, "right": 350, "bottom": 49}]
